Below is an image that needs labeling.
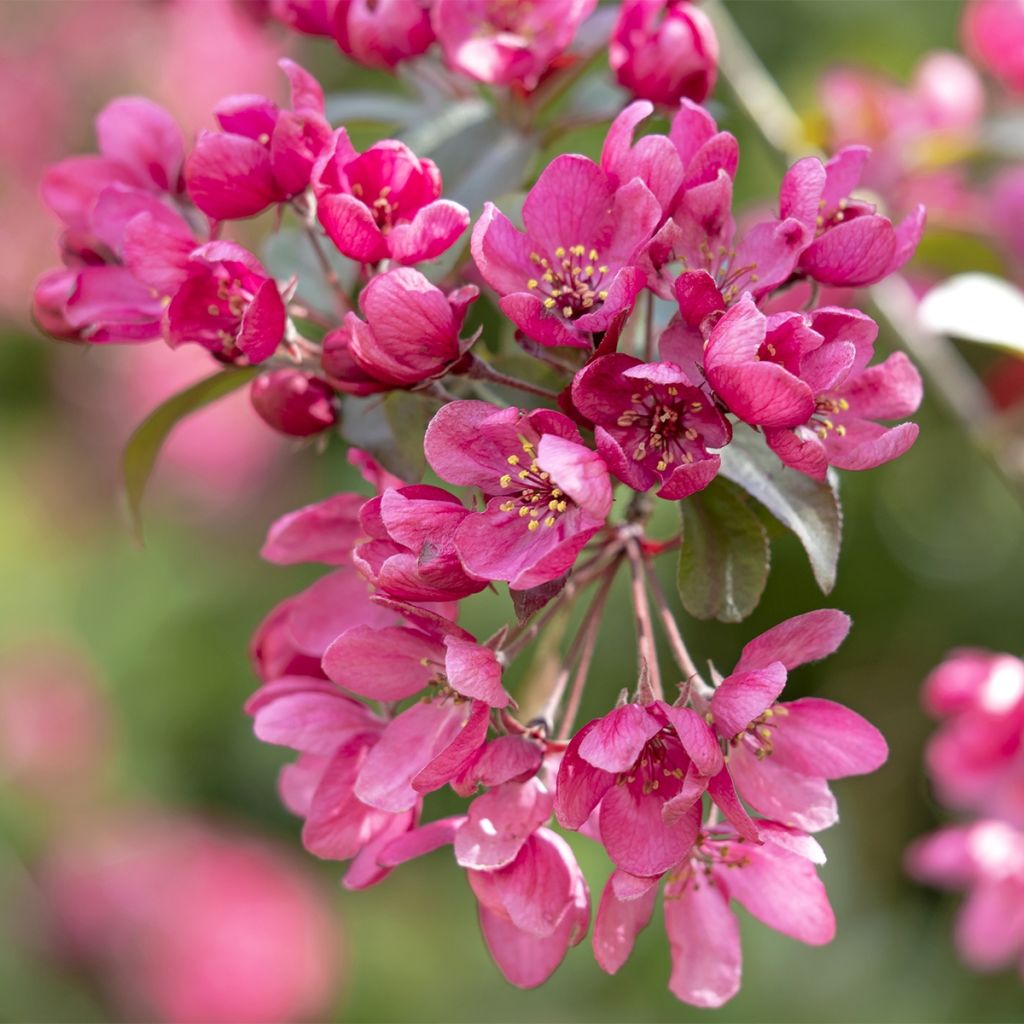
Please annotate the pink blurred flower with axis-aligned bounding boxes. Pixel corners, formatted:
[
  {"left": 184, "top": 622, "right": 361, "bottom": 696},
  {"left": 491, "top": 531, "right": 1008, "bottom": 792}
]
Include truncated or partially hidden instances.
[
  {"left": 333, "top": 0, "right": 435, "bottom": 70},
  {"left": 424, "top": 400, "right": 613, "bottom": 589},
  {"left": 432, "top": 0, "right": 596, "bottom": 91},
  {"left": 990, "top": 166, "right": 1024, "bottom": 270},
  {"left": 908, "top": 820, "right": 1024, "bottom": 977},
  {"left": 963, "top": 0, "right": 1024, "bottom": 94},
  {"left": 313, "top": 131, "right": 470, "bottom": 266},
  {"left": 43, "top": 816, "right": 339, "bottom": 1023},
  {"left": 270, "top": 0, "right": 337, "bottom": 36},
  {"left": 250, "top": 368, "right": 338, "bottom": 436},
  {"left": 609, "top": 0, "right": 718, "bottom": 106},
  {"left": 472, "top": 154, "right": 660, "bottom": 348}
]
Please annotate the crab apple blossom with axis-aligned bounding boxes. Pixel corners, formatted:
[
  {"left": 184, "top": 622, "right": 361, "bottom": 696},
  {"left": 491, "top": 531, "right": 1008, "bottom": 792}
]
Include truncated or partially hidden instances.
[
  {"left": 185, "top": 59, "right": 330, "bottom": 221},
  {"left": 424, "top": 400, "right": 613, "bottom": 589},
  {"left": 594, "top": 824, "right": 834, "bottom": 1008},
  {"left": 432, "top": 0, "right": 596, "bottom": 91},
  {"left": 250, "top": 368, "right": 338, "bottom": 436},
  {"left": 609, "top": 0, "right": 718, "bottom": 107},
  {"left": 323, "top": 269, "right": 477, "bottom": 393},
  {"left": 472, "top": 154, "right": 660, "bottom": 348},
  {"left": 333, "top": 0, "right": 435, "bottom": 70},
  {"left": 269, "top": 0, "right": 337, "bottom": 37},
  {"left": 571, "top": 353, "right": 730, "bottom": 499},
  {"left": 313, "top": 130, "right": 469, "bottom": 266}
]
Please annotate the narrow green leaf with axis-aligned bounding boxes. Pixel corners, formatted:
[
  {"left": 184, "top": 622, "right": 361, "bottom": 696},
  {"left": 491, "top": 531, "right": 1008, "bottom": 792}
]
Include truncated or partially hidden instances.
[
  {"left": 718, "top": 424, "right": 842, "bottom": 593},
  {"left": 122, "top": 367, "right": 259, "bottom": 542},
  {"left": 677, "top": 478, "right": 770, "bottom": 623},
  {"left": 339, "top": 390, "right": 439, "bottom": 482}
]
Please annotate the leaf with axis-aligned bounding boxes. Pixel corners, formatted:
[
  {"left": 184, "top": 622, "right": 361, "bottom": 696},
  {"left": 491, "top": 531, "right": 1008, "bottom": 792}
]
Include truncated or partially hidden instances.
[
  {"left": 123, "top": 367, "right": 259, "bottom": 542},
  {"left": 717, "top": 425, "right": 842, "bottom": 593},
  {"left": 918, "top": 273, "right": 1024, "bottom": 353},
  {"left": 323, "top": 91, "right": 426, "bottom": 129},
  {"left": 677, "top": 478, "right": 770, "bottom": 623},
  {"left": 339, "top": 390, "right": 439, "bottom": 482}
]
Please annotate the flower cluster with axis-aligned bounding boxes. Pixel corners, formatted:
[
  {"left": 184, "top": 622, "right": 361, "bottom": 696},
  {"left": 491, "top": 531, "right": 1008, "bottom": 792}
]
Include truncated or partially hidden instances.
[
  {"left": 908, "top": 650, "right": 1024, "bottom": 979},
  {"left": 32, "top": 25, "right": 927, "bottom": 1012}
]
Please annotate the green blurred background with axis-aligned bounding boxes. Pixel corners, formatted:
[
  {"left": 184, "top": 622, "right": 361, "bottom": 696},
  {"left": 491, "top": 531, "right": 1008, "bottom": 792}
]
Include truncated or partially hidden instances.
[{"left": 2, "top": 1, "right": 1022, "bottom": 1021}]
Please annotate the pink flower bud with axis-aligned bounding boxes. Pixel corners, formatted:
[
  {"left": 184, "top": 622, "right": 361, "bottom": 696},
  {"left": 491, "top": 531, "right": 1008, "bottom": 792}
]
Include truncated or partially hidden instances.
[{"left": 250, "top": 369, "right": 338, "bottom": 437}]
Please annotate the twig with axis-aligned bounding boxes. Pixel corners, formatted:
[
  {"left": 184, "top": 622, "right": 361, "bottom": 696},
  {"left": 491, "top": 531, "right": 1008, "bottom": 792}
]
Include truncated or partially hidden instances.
[
  {"left": 641, "top": 555, "right": 702, "bottom": 692},
  {"left": 625, "top": 536, "right": 663, "bottom": 701},
  {"left": 467, "top": 356, "right": 560, "bottom": 400}
]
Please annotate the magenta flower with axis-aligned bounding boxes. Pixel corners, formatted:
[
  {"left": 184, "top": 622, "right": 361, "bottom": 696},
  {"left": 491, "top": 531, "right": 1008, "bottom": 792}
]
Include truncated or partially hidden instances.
[
  {"left": 963, "top": 0, "right": 1024, "bottom": 95},
  {"left": 185, "top": 60, "right": 331, "bottom": 221},
  {"left": 698, "top": 610, "right": 888, "bottom": 834},
  {"left": 908, "top": 820, "right": 1024, "bottom": 977},
  {"left": 432, "top": 0, "right": 596, "bottom": 91},
  {"left": 471, "top": 154, "right": 661, "bottom": 348},
  {"left": 313, "top": 131, "right": 469, "bottom": 266},
  {"left": 333, "top": 0, "right": 435, "bottom": 70},
  {"left": 424, "top": 401, "right": 613, "bottom": 589},
  {"left": 703, "top": 295, "right": 922, "bottom": 478},
  {"left": 250, "top": 369, "right": 338, "bottom": 437},
  {"left": 779, "top": 146, "right": 926, "bottom": 287},
  {"left": 270, "top": 0, "right": 336, "bottom": 37},
  {"left": 593, "top": 823, "right": 835, "bottom": 1007},
  {"left": 922, "top": 650, "right": 1024, "bottom": 827},
  {"left": 323, "top": 269, "right": 477, "bottom": 393},
  {"left": 353, "top": 486, "right": 488, "bottom": 602},
  {"left": 166, "top": 242, "right": 286, "bottom": 364},
  {"left": 610, "top": 0, "right": 718, "bottom": 107},
  {"left": 572, "top": 353, "right": 730, "bottom": 500},
  {"left": 555, "top": 700, "right": 722, "bottom": 876}
]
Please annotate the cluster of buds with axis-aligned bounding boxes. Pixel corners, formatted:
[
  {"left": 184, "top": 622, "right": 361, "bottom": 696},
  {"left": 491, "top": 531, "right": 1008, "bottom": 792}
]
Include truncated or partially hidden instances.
[
  {"left": 908, "top": 651, "right": 1024, "bottom": 980},
  {"left": 32, "top": 15, "right": 928, "bottom": 1011}
]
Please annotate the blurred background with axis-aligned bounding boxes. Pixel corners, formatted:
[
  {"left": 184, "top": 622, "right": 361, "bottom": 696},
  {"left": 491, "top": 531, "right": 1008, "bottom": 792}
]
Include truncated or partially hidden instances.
[{"left": 2, "top": 1, "right": 1023, "bottom": 1021}]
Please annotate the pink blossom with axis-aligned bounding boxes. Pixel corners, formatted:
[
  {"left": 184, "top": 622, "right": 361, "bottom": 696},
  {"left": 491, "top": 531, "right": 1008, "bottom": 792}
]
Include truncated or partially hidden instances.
[
  {"left": 323, "top": 269, "right": 477, "bottom": 393},
  {"left": 963, "top": 0, "right": 1024, "bottom": 94},
  {"left": 922, "top": 649, "right": 1024, "bottom": 826},
  {"left": 990, "top": 166, "right": 1024, "bottom": 270},
  {"left": 250, "top": 369, "right": 338, "bottom": 437},
  {"left": 425, "top": 400, "right": 613, "bottom": 589},
  {"left": 432, "top": 0, "right": 596, "bottom": 91},
  {"left": 780, "top": 146, "right": 926, "bottom": 287},
  {"left": 908, "top": 820, "right": 1024, "bottom": 976},
  {"left": 313, "top": 130, "right": 469, "bottom": 266},
  {"left": 166, "top": 242, "right": 285, "bottom": 364},
  {"left": 609, "top": 0, "right": 718, "bottom": 107},
  {"left": 571, "top": 353, "right": 730, "bottom": 499},
  {"left": 185, "top": 59, "right": 331, "bottom": 221},
  {"left": 698, "top": 610, "right": 888, "bottom": 834},
  {"left": 555, "top": 700, "right": 722, "bottom": 875},
  {"left": 594, "top": 823, "right": 834, "bottom": 1007},
  {"left": 333, "top": 0, "right": 435, "bottom": 70},
  {"left": 270, "top": 0, "right": 337, "bottom": 37},
  {"left": 703, "top": 295, "right": 922, "bottom": 478},
  {"left": 471, "top": 154, "right": 660, "bottom": 348}
]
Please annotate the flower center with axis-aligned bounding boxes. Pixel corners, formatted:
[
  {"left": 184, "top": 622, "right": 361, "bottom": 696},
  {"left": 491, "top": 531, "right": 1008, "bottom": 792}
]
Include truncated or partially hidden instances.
[
  {"left": 527, "top": 245, "right": 610, "bottom": 319},
  {"left": 496, "top": 438, "right": 569, "bottom": 531},
  {"left": 733, "top": 704, "right": 788, "bottom": 760},
  {"left": 351, "top": 183, "right": 399, "bottom": 231},
  {"left": 616, "top": 382, "right": 706, "bottom": 471},
  {"left": 810, "top": 396, "right": 850, "bottom": 439}
]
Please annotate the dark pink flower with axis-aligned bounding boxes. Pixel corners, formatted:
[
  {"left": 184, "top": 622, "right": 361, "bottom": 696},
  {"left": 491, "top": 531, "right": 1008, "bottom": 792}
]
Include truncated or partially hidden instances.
[
  {"left": 963, "top": 0, "right": 1024, "bottom": 94},
  {"left": 270, "top": 0, "right": 337, "bottom": 36},
  {"left": 166, "top": 242, "right": 286, "bottom": 363},
  {"left": 703, "top": 295, "right": 922, "bottom": 478},
  {"left": 333, "top": 0, "right": 435, "bottom": 70},
  {"left": 594, "top": 823, "right": 834, "bottom": 1007},
  {"left": 698, "top": 610, "right": 888, "bottom": 834},
  {"left": 922, "top": 650, "right": 1024, "bottom": 826},
  {"left": 313, "top": 131, "right": 469, "bottom": 266},
  {"left": 555, "top": 700, "right": 722, "bottom": 876},
  {"left": 471, "top": 154, "right": 660, "bottom": 348},
  {"left": 353, "top": 486, "right": 488, "bottom": 602},
  {"left": 907, "top": 820, "right": 1024, "bottom": 977},
  {"left": 323, "top": 269, "right": 477, "bottom": 393},
  {"left": 185, "top": 60, "right": 331, "bottom": 221},
  {"left": 425, "top": 401, "right": 613, "bottom": 589},
  {"left": 572, "top": 353, "right": 730, "bottom": 499},
  {"left": 432, "top": 0, "right": 596, "bottom": 91},
  {"left": 250, "top": 369, "right": 338, "bottom": 436},
  {"left": 610, "top": 0, "right": 718, "bottom": 106},
  {"left": 780, "top": 146, "right": 926, "bottom": 287}
]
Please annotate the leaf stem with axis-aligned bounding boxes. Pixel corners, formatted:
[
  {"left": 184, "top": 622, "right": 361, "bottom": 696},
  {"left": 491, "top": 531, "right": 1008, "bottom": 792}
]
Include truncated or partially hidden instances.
[{"left": 467, "top": 356, "right": 560, "bottom": 400}]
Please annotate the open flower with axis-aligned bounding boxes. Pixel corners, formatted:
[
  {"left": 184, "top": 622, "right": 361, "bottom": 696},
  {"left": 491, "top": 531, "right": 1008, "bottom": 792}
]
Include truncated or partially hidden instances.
[
  {"left": 472, "top": 154, "right": 660, "bottom": 348},
  {"left": 313, "top": 131, "right": 469, "bottom": 265},
  {"left": 425, "top": 400, "right": 613, "bottom": 589},
  {"left": 572, "top": 353, "right": 730, "bottom": 499}
]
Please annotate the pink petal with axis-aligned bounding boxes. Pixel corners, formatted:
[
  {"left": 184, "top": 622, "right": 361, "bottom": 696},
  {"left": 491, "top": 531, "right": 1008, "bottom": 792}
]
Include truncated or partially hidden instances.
[
  {"left": 735, "top": 610, "right": 851, "bottom": 674},
  {"left": 710, "top": 662, "right": 789, "bottom": 738},
  {"left": 554, "top": 721, "right": 616, "bottom": 829},
  {"left": 521, "top": 154, "right": 614, "bottom": 257},
  {"left": 318, "top": 193, "right": 388, "bottom": 263},
  {"left": 577, "top": 705, "right": 662, "bottom": 773},
  {"left": 824, "top": 419, "right": 919, "bottom": 472},
  {"left": 535, "top": 434, "right": 613, "bottom": 520},
  {"left": 444, "top": 637, "right": 509, "bottom": 708},
  {"left": 378, "top": 816, "right": 464, "bottom": 868},
  {"left": 261, "top": 494, "right": 365, "bottom": 565},
  {"left": 837, "top": 352, "right": 923, "bottom": 420},
  {"left": 707, "top": 768, "right": 761, "bottom": 842},
  {"left": 412, "top": 698, "right": 491, "bottom": 794},
  {"left": 454, "top": 736, "right": 544, "bottom": 795},
  {"left": 771, "top": 697, "right": 888, "bottom": 778},
  {"left": 711, "top": 362, "right": 815, "bottom": 429},
  {"left": 249, "top": 681, "right": 377, "bottom": 755},
  {"left": 728, "top": 745, "right": 838, "bottom": 832},
  {"left": 321, "top": 625, "right": 441, "bottom": 700},
  {"left": 593, "top": 871, "right": 658, "bottom": 974},
  {"left": 454, "top": 779, "right": 554, "bottom": 870},
  {"left": 500, "top": 293, "right": 592, "bottom": 349},
  {"left": 801, "top": 217, "right": 898, "bottom": 287},
  {"left": 237, "top": 277, "right": 286, "bottom": 364},
  {"left": 658, "top": 704, "right": 723, "bottom": 776},
  {"left": 185, "top": 131, "right": 277, "bottom": 220},
  {"left": 342, "top": 806, "right": 417, "bottom": 891},
  {"left": 470, "top": 203, "right": 537, "bottom": 296},
  {"left": 96, "top": 97, "right": 184, "bottom": 193},
  {"left": 388, "top": 199, "right": 470, "bottom": 264},
  {"left": 764, "top": 427, "right": 829, "bottom": 479},
  {"left": 656, "top": 456, "right": 721, "bottom": 501}
]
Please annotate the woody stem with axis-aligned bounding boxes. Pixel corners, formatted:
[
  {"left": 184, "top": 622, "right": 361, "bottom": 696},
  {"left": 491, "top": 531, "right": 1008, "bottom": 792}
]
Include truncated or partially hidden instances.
[
  {"left": 641, "top": 555, "right": 703, "bottom": 692},
  {"left": 467, "top": 356, "right": 561, "bottom": 399},
  {"left": 625, "top": 536, "right": 663, "bottom": 701}
]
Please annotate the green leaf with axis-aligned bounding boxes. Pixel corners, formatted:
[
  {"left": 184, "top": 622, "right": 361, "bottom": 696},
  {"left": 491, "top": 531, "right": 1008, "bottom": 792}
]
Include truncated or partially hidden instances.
[
  {"left": 322, "top": 91, "right": 426, "bottom": 129},
  {"left": 677, "top": 478, "right": 770, "bottom": 623},
  {"left": 339, "top": 390, "right": 439, "bottom": 482},
  {"left": 122, "top": 367, "right": 259, "bottom": 542},
  {"left": 263, "top": 228, "right": 356, "bottom": 317},
  {"left": 718, "top": 424, "right": 842, "bottom": 593}
]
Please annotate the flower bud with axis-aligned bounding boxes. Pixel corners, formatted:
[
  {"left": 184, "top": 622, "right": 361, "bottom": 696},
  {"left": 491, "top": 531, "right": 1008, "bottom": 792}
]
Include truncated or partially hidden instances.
[{"left": 250, "top": 369, "right": 337, "bottom": 436}]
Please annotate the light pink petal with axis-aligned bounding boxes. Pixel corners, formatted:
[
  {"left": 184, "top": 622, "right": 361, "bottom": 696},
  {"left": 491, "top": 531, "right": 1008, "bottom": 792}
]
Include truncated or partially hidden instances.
[
  {"left": 710, "top": 662, "right": 789, "bottom": 738},
  {"left": 771, "top": 697, "right": 888, "bottom": 778},
  {"left": 318, "top": 193, "right": 388, "bottom": 263},
  {"left": 801, "top": 217, "right": 898, "bottom": 287},
  {"left": 522, "top": 154, "right": 614, "bottom": 256},
  {"left": 536, "top": 434, "right": 613, "bottom": 520},
  {"left": 388, "top": 199, "right": 470, "bottom": 264},
  {"left": 342, "top": 806, "right": 417, "bottom": 891},
  {"left": 824, "top": 419, "right": 919, "bottom": 472},
  {"left": 958, "top": 879, "right": 1024, "bottom": 970},
  {"left": 470, "top": 203, "right": 537, "bottom": 296},
  {"left": 237, "top": 277, "right": 286, "bottom": 363},
  {"left": 250, "top": 683, "right": 377, "bottom": 755},
  {"left": 600, "top": 781, "right": 701, "bottom": 876},
  {"left": 454, "top": 736, "right": 544, "bottom": 795},
  {"left": 378, "top": 816, "right": 464, "bottom": 868},
  {"left": 96, "top": 97, "right": 184, "bottom": 193},
  {"left": 764, "top": 427, "right": 829, "bottom": 479},
  {"left": 261, "top": 494, "right": 365, "bottom": 565},
  {"left": 658, "top": 703, "right": 724, "bottom": 776},
  {"left": 703, "top": 293, "right": 765, "bottom": 370},
  {"left": 837, "top": 352, "right": 923, "bottom": 420},
  {"left": 735, "top": 610, "right": 851, "bottom": 674},
  {"left": 554, "top": 721, "right": 616, "bottom": 829},
  {"left": 577, "top": 704, "right": 661, "bottom": 773},
  {"left": 185, "top": 131, "right": 276, "bottom": 220},
  {"left": 288, "top": 566, "right": 394, "bottom": 657},
  {"left": 707, "top": 768, "right": 761, "bottom": 842},
  {"left": 444, "top": 637, "right": 509, "bottom": 708},
  {"left": 728, "top": 745, "right": 838, "bottom": 832},
  {"left": 321, "top": 625, "right": 441, "bottom": 700},
  {"left": 412, "top": 698, "right": 491, "bottom": 793},
  {"left": 593, "top": 871, "right": 658, "bottom": 974},
  {"left": 455, "top": 779, "right": 554, "bottom": 870},
  {"left": 711, "top": 362, "right": 815, "bottom": 429},
  {"left": 477, "top": 900, "right": 577, "bottom": 989},
  {"left": 302, "top": 737, "right": 381, "bottom": 859}
]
